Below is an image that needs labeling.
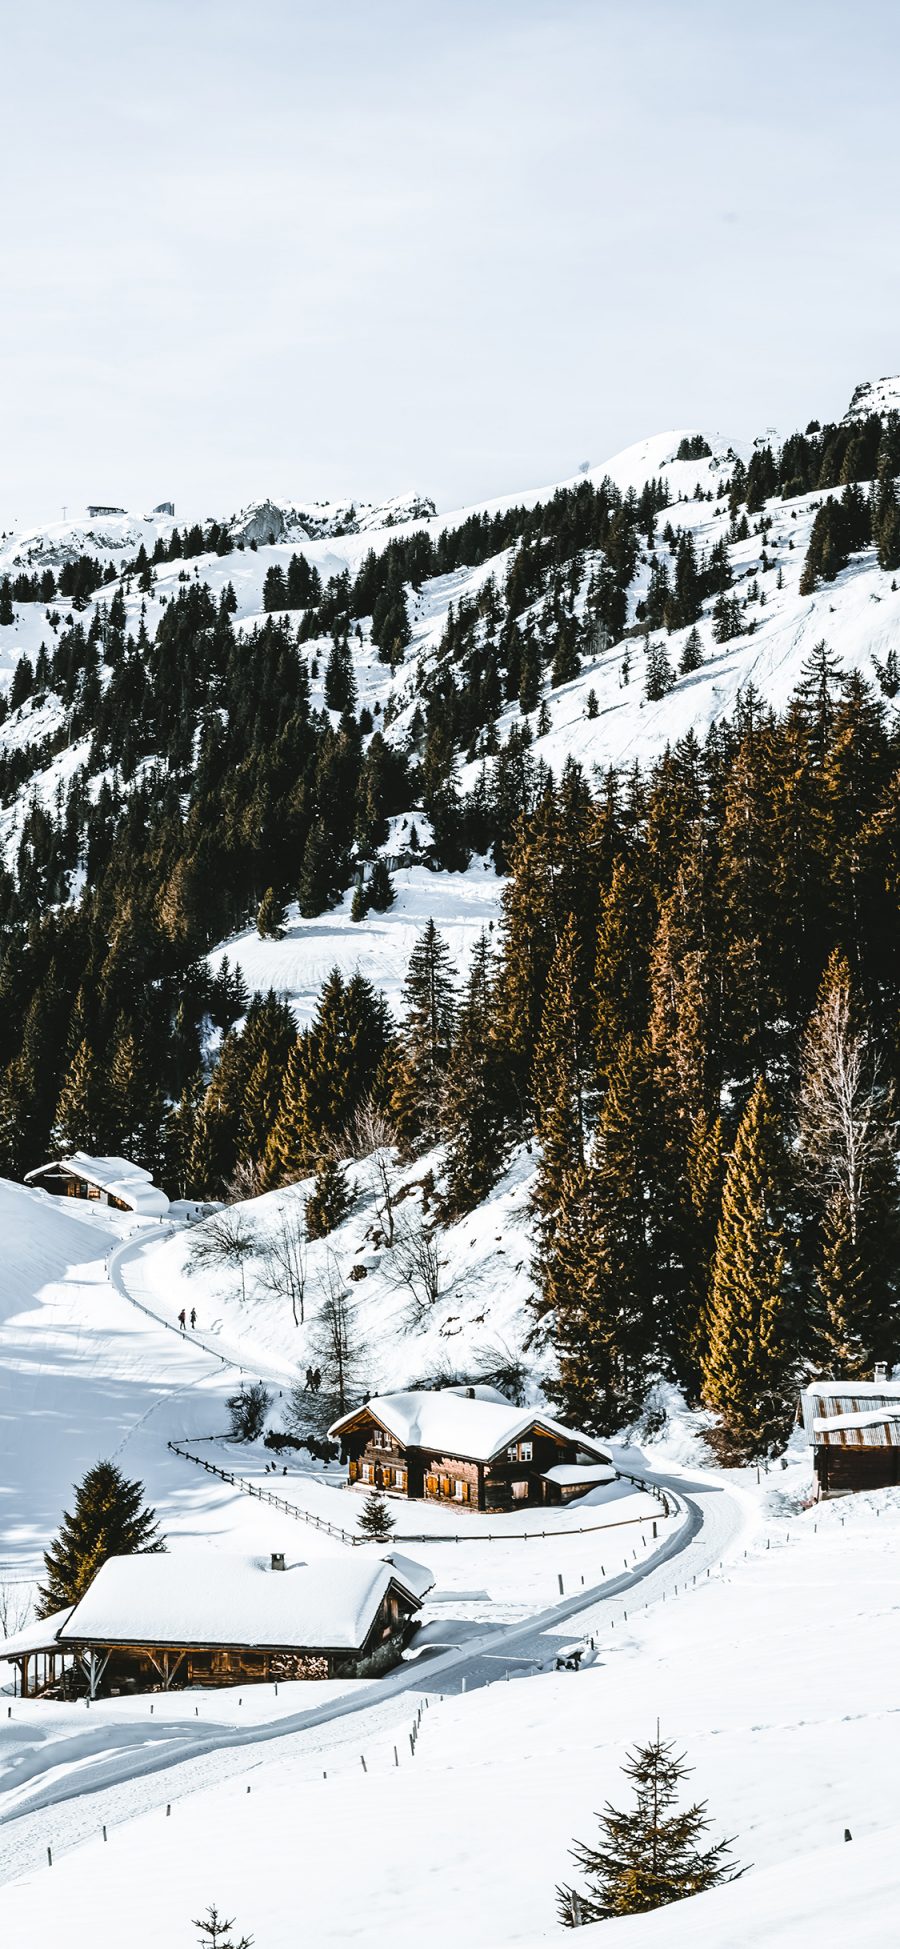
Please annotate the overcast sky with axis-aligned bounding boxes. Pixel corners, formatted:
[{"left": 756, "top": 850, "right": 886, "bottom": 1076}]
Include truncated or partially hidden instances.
[{"left": 2, "top": 0, "right": 899, "bottom": 527}]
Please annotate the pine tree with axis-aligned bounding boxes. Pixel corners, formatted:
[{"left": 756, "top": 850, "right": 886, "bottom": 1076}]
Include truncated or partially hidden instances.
[
  {"left": 814, "top": 1190, "right": 869, "bottom": 1373},
  {"left": 712, "top": 595, "right": 742, "bottom": 643},
  {"left": 679, "top": 1107, "right": 724, "bottom": 1395},
  {"left": 324, "top": 636, "right": 357, "bottom": 714},
  {"left": 38, "top": 1461, "right": 164, "bottom": 1616},
  {"left": 440, "top": 931, "right": 509, "bottom": 1215},
  {"left": 593, "top": 854, "right": 654, "bottom": 1086},
  {"left": 518, "top": 628, "right": 541, "bottom": 713},
  {"left": 542, "top": 1037, "right": 658, "bottom": 1432},
  {"left": 367, "top": 857, "right": 395, "bottom": 911},
  {"left": 558, "top": 1729, "right": 741, "bottom": 1923},
  {"left": 257, "top": 886, "right": 287, "bottom": 938},
  {"left": 391, "top": 920, "right": 456, "bottom": 1149},
  {"left": 305, "top": 1151, "right": 351, "bottom": 1239},
  {"left": 357, "top": 1488, "right": 395, "bottom": 1542},
  {"left": 540, "top": 1161, "right": 620, "bottom": 1429},
  {"left": 702, "top": 1078, "right": 796, "bottom": 1460},
  {"left": 298, "top": 817, "right": 345, "bottom": 917},
  {"left": 106, "top": 1019, "right": 164, "bottom": 1168},
  {"left": 678, "top": 626, "right": 703, "bottom": 675},
  {"left": 532, "top": 916, "right": 587, "bottom": 1218},
  {"left": 875, "top": 474, "right": 900, "bottom": 571},
  {"left": 238, "top": 1047, "right": 283, "bottom": 1169},
  {"left": 648, "top": 845, "right": 717, "bottom": 1122},
  {"left": 262, "top": 972, "right": 392, "bottom": 1184},
  {"left": 52, "top": 1036, "right": 105, "bottom": 1153},
  {"left": 193, "top": 1905, "right": 253, "bottom": 1949},
  {"left": 645, "top": 639, "right": 674, "bottom": 701}
]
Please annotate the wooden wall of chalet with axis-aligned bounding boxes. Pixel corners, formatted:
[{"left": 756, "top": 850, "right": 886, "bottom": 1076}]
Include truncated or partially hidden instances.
[
  {"left": 815, "top": 1443, "right": 900, "bottom": 1494},
  {"left": 484, "top": 1429, "right": 581, "bottom": 1511},
  {"left": 54, "top": 1588, "right": 417, "bottom": 1697},
  {"left": 421, "top": 1453, "right": 481, "bottom": 1507},
  {"left": 343, "top": 1415, "right": 597, "bottom": 1511}
]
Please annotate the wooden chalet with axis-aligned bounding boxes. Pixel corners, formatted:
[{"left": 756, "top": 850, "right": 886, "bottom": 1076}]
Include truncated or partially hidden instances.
[
  {"left": 0, "top": 1550, "right": 433, "bottom": 1700},
  {"left": 25, "top": 1151, "right": 169, "bottom": 1217},
  {"left": 799, "top": 1370, "right": 900, "bottom": 1496},
  {"left": 329, "top": 1385, "right": 615, "bottom": 1513}
]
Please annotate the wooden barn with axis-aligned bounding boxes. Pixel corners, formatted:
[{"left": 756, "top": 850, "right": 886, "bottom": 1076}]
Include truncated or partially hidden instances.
[
  {"left": 0, "top": 1550, "right": 433, "bottom": 1699},
  {"left": 799, "top": 1371, "right": 900, "bottom": 1496},
  {"left": 24, "top": 1151, "right": 169, "bottom": 1218},
  {"left": 329, "top": 1385, "right": 615, "bottom": 1513}
]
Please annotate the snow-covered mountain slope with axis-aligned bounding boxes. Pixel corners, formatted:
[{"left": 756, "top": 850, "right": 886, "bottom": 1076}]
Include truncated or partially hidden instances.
[
  {"left": 2, "top": 377, "right": 897, "bottom": 1022},
  {"left": 0, "top": 425, "right": 727, "bottom": 589}
]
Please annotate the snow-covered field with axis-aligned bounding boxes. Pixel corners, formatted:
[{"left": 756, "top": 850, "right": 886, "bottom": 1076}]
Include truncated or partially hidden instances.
[
  {"left": 4, "top": 1423, "right": 900, "bottom": 1947},
  {"left": 207, "top": 861, "right": 503, "bottom": 1027},
  {"left": 4, "top": 1170, "right": 900, "bottom": 1946}
]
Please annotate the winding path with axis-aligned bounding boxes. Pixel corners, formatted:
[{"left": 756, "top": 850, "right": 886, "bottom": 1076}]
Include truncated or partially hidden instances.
[{"left": 107, "top": 1228, "right": 296, "bottom": 1388}]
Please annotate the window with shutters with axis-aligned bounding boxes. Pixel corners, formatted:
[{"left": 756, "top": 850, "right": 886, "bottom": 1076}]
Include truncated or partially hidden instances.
[
  {"left": 454, "top": 1478, "right": 467, "bottom": 1501},
  {"left": 362, "top": 1463, "right": 373, "bottom": 1483},
  {"left": 426, "top": 1474, "right": 438, "bottom": 1496}
]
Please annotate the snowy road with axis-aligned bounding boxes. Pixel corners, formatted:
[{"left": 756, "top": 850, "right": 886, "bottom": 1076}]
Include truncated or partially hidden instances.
[{"left": 0, "top": 1466, "right": 749, "bottom": 1885}]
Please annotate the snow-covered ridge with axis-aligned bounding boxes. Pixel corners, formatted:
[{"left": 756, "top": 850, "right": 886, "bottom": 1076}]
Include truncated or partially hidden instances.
[
  {"left": 1, "top": 369, "right": 893, "bottom": 585},
  {"left": 844, "top": 374, "right": 900, "bottom": 422}
]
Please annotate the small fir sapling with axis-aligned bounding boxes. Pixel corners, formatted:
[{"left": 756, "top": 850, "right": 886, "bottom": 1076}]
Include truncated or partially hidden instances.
[
  {"left": 357, "top": 1488, "right": 396, "bottom": 1542},
  {"left": 557, "top": 1728, "right": 742, "bottom": 1924}
]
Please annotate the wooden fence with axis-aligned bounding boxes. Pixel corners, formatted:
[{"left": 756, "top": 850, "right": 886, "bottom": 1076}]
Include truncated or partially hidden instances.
[{"left": 166, "top": 1441, "right": 671, "bottom": 1546}]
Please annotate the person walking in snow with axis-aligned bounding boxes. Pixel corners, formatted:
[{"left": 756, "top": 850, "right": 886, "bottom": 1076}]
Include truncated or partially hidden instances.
[
  {"left": 190, "top": 1307, "right": 197, "bottom": 1330},
  {"left": 178, "top": 1308, "right": 186, "bottom": 1332}
]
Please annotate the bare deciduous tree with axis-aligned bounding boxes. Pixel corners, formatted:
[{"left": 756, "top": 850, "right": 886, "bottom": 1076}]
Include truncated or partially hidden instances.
[
  {"left": 346, "top": 1098, "right": 398, "bottom": 1245},
  {"left": 224, "top": 1159, "right": 265, "bottom": 1204},
  {"left": 226, "top": 1381, "right": 271, "bottom": 1442},
  {"left": 472, "top": 1336, "right": 529, "bottom": 1404},
  {"left": 0, "top": 1580, "right": 32, "bottom": 1638},
  {"left": 188, "top": 1209, "right": 257, "bottom": 1303},
  {"left": 310, "top": 1252, "right": 364, "bottom": 1419},
  {"left": 798, "top": 954, "right": 897, "bottom": 1240},
  {"left": 259, "top": 1206, "right": 308, "bottom": 1325},
  {"left": 392, "top": 1210, "right": 443, "bottom": 1324}
]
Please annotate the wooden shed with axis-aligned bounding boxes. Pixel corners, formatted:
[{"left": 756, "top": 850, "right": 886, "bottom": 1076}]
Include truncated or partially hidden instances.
[
  {"left": 330, "top": 1385, "right": 615, "bottom": 1513},
  {"left": 799, "top": 1375, "right": 900, "bottom": 1496},
  {"left": 24, "top": 1151, "right": 169, "bottom": 1217},
  {"left": 0, "top": 1550, "right": 433, "bottom": 1699}
]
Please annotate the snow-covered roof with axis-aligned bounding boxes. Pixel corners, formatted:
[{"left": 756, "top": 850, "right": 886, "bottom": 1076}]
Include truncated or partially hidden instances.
[
  {"left": 54, "top": 1552, "right": 432, "bottom": 1651},
  {"left": 443, "top": 1383, "right": 511, "bottom": 1406},
  {"left": 813, "top": 1408, "right": 900, "bottom": 1435},
  {"left": 799, "top": 1381, "right": 900, "bottom": 1442},
  {"left": 330, "top": 1388, "right": 610, "bottom": 1466},
  {"left": 380, "top": 1552, "right": 435, "bottom": 1601},
  {"left": 25, "top": 1152, "right": 169, "bottom": 1217},
  {"left": 541, "top": 1463, "right": 618, "bottom": 1487},
  {"left": 0, "top": 1607, "right": 73, "bottom": 1660}
]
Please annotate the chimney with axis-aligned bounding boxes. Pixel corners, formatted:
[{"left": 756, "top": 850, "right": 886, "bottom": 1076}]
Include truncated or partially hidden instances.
[
  {"left": 271, "top": 1551, "right": 285, "bottom": 1572},
  {"left": 874, "top": 1362, "right": 888, "bottom": 1385}
]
